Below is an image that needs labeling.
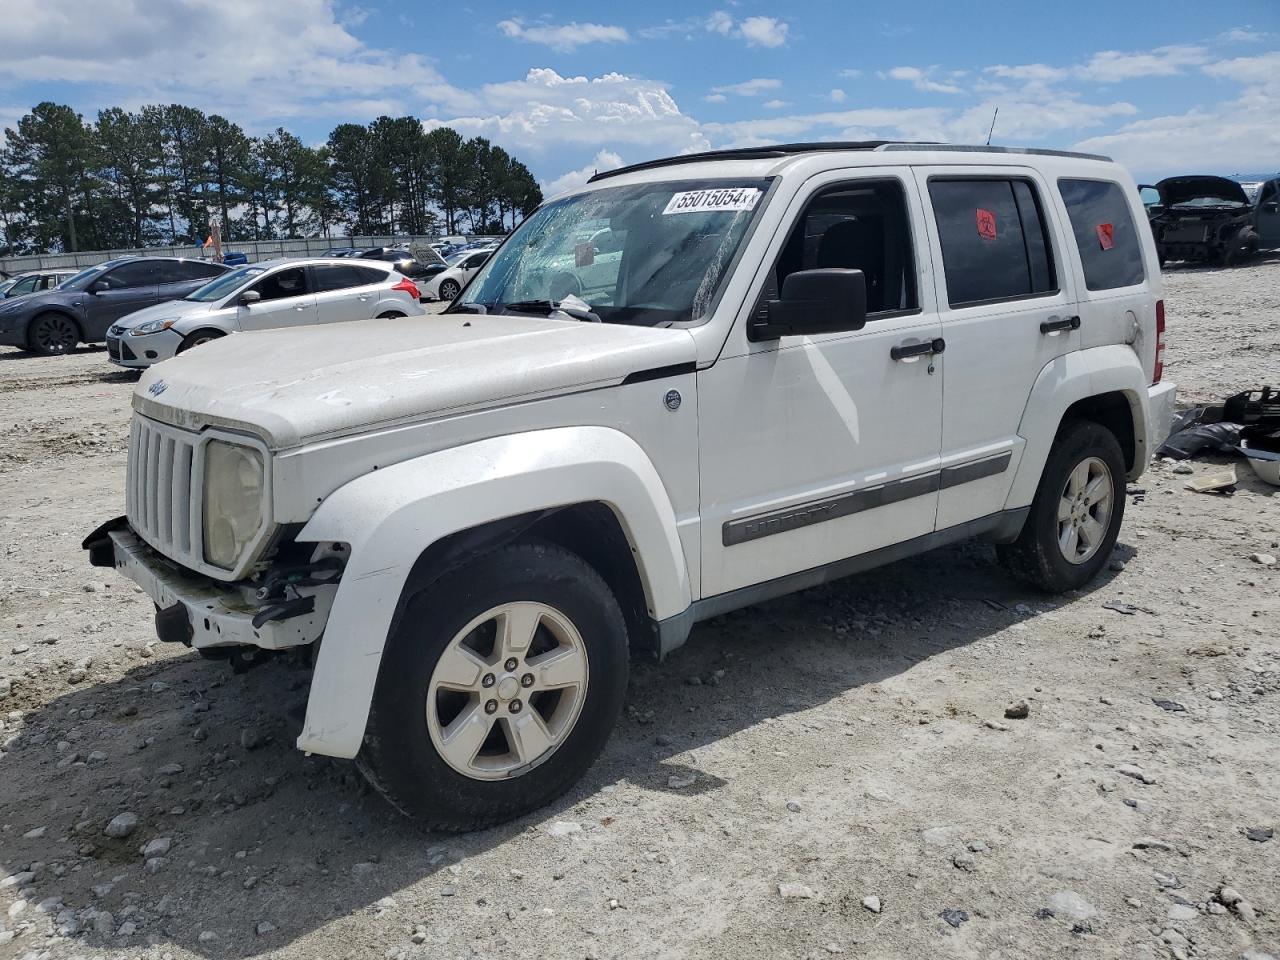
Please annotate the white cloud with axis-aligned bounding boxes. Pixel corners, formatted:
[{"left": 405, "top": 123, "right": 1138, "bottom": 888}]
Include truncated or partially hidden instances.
[
  {"left": 703, "top": 93, "right": 727, "bottom": 103},
  {"left": 885, "top": 66, "right": 963, "bottom": 95},
  {"left": 543, "top": 149, "right": 624, "bottom": 198},
  {"left": 1081, "top": 45, "right": 1207, "bottom": 82},
  {"left": 763, "top": 99, "right": 790, "bottom": 110},
  {"left": 338, "top": 3, "right": 369, "bottom": 27},
  {"left": 709, "top": 78, "right": 782, "bottom": 98},
  {"left": 425, "top": 68, "right": 710, "bottom": 158},
  {"left": 705, "top": 11, "right": 789, "bottom": 47},
  {"left": 496, "top": 19, "right": 629, "bottom": 53},
  {"left": 829, "top": 88, "right": 846, "bottom": 103},
  {"left": 0, "top": 0, "right": 475, "bottom": 123},
  {"left": 838, "top": 68, "right": 863, "bottom": 79}
]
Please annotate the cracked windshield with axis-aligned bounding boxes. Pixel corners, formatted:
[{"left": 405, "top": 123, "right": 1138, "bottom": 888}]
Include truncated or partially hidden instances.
[{"left": 458, "top": 179, "right": 771, "bottom": 325}]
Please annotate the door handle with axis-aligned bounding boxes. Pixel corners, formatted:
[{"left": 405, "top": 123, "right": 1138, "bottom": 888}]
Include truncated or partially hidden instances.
[
  {"left": 294, "top": 305, "right": 307, "bottom": 311},
  {"left": 358, "top": 294, "right": 372, "bottom": 301},
  {"left": 891, "top": 337, "right": 945, "bottom": 361},
  {"left": 1040, "top": 315, "right": 1081, "bottom": 334}
]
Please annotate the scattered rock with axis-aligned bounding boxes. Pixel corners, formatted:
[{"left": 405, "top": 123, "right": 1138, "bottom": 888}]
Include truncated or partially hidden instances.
[
  {"left": 1046, "top": 890, "right": 1096, "bottom": 923},
  {"left": 1152, "top": 698, "right": 1186, "bottom": 713},
  {"left": 198, "top": 930, "right": 218, "bottom": 943},
  {"left": 786, "top": 801, "right": 802, "bottom": 813},
  {"left": 939, "top": 908, "right": 969, "bottom": 928},
  {"left": 1167, "top": 903, "right": 1199, "bottom": 921},
  {"left": 157, "top": 762, "right": 183, "bottom": 776},
  {"left": 778, "top": 882, "right": 816, "bottom": 900},
  {"left": 1004, "top": 700, "right": 1030, "bottom": 720},
  {"left": 983, "top": 720, "right": 1009, "bottom": 731},
  {"left": 239, "top": 727, "right": 262, "bottom": 751},
  {"left": 256, "top": 921, "right": 277, "bottom": 936},
  {"left": 666, "top": 771, "right": 696, "bottom": 789},
  {"left": 1116, "top": 764, "right": 1156, "bottom": 785},
  {"left": 1244, "top": 827, "right": 1272, "bottom": 843},
  {"left": 1133, "top": 837, "right": 1175, "bottom": 852},
  {"left": 103, "top": 812, "right": 139, "bottom": 838},
  {"left": 142, "top": 837, "right": 172, "bottom": 856},
  {"left": 22, "top": 826, "right": 46, "bottom": 839},
  {"left": 952, "top": 853, "right": 977, "bottom": 872},
  {"left": 861, "top": 895, "right": 882, "bottom": 914},
  {"left": 1248, "top": 553, "right": 1275, "bottom": 567},
  {"left": 547, "top": 821, "right": 581, "bottom": 839}
]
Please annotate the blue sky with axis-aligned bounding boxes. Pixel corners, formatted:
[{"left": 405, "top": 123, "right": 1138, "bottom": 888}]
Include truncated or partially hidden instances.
[{"left": 2, "top": 0, "right": 1277, "bottom": 195}]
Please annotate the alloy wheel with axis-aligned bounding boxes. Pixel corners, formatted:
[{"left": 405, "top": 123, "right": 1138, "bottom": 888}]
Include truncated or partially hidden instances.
[
  {"left": 426, "top": 601, "right": 590, "bottom": 780},
  {"left": 32, "top": 315, "right": 78, "bottom": 354},
  {"left": 1056, "top": 456, "right": 1114, "bottom": 565}
]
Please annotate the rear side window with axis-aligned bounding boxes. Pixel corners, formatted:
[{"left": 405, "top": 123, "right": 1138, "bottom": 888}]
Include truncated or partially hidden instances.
[
  {"left": 313, "top": 264, "right": 384, "bottom": 292},
  {"left": 352, "top": 265, "right": 386, "bottom": 284},
  {"left": 928, "top": 178, "right": 1057, "bottom": 307},
  {"left": 1058, "top": 179, "right": 1146, "bottom": 291}
]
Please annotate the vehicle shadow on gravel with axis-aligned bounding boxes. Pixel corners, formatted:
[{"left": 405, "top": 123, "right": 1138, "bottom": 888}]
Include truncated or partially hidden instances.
[
  {"left": 0, "top": 344, "right": 106, "bottom": 361},
  {"left": 0, "top": 538, "right": 1121, "bottom": 956}
]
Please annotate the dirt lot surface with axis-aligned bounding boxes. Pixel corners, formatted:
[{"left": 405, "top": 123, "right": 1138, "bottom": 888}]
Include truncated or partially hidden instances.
[{"left": 1, "top": 262, "right": 1278, "bottom": 960}]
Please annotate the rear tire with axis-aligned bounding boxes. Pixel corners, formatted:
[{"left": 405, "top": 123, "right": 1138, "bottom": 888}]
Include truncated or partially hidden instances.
[
  {"left": 376, "top": 311, "right": 406, "bottom": 319},
  {"left": 357, "top": 540, "right": 629, "bottom": 831},
  {"left": 998, "top": 419, "right": 1126, "bottom": 593},
  {"left": 438, "top": 279, "right": 461, "bottom": 301},
  {"left": 27, "top": 313, "right": 80, "bottom": 356}
]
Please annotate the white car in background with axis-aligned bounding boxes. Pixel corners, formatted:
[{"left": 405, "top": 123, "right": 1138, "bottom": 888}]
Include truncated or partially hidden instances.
[
  {"left": 418, "top": 249, "right": 493, "bottom": 302},
  {"left": 105, "top": 258, "right": 424, "bottom": 369}
]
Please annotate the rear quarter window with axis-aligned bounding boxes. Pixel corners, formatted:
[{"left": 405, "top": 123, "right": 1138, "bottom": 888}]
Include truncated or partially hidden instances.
[{"left": 1058, "top": 179, "right": 1145, "bottom": 291}]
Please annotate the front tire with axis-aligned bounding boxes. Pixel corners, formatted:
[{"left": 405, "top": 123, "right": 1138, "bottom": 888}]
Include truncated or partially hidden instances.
[
  {"left": 357, "top": 541, "right": 629, "bottom": 831},
  {"left": 27, "top": 313, "right": 80, "bottom": 355},
  {"left": 998, "top": 420, "right": 1126, "bottom": 593},
  {"left": 177, "top": 330, "right": 224, "bottom": 354}
]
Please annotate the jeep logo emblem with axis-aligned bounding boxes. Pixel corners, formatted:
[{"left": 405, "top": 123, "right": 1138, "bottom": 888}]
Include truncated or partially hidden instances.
[{"left": 147, "top": 380, "right": 168, "bottom": 397}]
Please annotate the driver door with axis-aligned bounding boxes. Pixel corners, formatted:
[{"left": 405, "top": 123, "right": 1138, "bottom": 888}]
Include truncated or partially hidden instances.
[
  {"left": 697, "top": 170, "right": 945, "bottom": 597},
  {"left": 89, "top": 260, "right": 160, "bottom": 334},
  {"left": 236, "top": 265, "right": 318, "bottom": 331}
]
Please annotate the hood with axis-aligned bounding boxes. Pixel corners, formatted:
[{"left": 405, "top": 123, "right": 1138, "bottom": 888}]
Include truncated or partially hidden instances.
[
  {"left": 133, "top": 314, "right": 696, "bottom": 448},
  {"left": 1155, "top": 176, "right": 1249, "bottom": 206},
  {"left": 111, "top": 298, "right": 217, "bottom": 331}
]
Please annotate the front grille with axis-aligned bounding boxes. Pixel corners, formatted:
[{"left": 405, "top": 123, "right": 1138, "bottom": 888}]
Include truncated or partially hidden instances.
[
  {"left": 126, "top": 417, "right": 200, "bottom": 569},
  {"left": 121, "top": 341, "right": 137, "bottom": 362},
  {"left": 107, "top": 338, "right": 121, "bottom": 361}
]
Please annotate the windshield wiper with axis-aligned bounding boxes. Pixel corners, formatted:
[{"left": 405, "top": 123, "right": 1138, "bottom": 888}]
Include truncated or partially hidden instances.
[{"left": 503, "top": 299, "right": 602, "bottom": 323}]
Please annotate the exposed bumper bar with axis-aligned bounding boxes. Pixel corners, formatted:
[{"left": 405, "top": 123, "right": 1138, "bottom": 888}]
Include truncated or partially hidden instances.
[{"left": 88, "top": 522, "right": 333, "bottom": 651}]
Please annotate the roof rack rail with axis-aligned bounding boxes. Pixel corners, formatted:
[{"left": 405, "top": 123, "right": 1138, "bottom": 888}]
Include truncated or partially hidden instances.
[
  {"left": 876, "top": 143, "right": 1112, "bottom": 162},
  {"left": 586, "top": 141, "right": 1113, "bottom": 184},
  {"left": 587, "top": 141, "right": 901, "bottom": 183}
]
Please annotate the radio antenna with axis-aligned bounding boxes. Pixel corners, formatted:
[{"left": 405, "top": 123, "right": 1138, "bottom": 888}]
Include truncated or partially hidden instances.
[{"left": 986, "top": 107, "right": 999, "bottom": 146}]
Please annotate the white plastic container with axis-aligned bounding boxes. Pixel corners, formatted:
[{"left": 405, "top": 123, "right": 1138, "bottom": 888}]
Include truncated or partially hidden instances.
[{"left": 1240, "top": 440, "right": 1280, "bottom": 486}]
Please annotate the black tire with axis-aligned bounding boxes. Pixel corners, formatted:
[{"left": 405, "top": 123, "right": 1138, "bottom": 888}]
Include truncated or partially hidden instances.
[
  {"left": 177, "top": 330, "right": 224, "bottom": 354},
  {"left": 27, "top": 313, "right": 80, "bottom": 356},
  {"left": 438, "top": 279, "right": 461, "bottom": 301},
  {"left": 357, "top": 540, "right": 629, "bottom": 831},
  {"left": 997, "top": 419, "right": 1126, "bottom": 593},
  {"left": 376, "top": 311, "right": 406, "bottom": 319}
]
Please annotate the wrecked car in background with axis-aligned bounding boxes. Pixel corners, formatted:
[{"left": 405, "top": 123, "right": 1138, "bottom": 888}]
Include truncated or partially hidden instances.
[{"left": 1144, "top": 176, "right": 1259, "bottom": 266}]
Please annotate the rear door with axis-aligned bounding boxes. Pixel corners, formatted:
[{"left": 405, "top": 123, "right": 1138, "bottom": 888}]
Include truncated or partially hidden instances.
[
  {"left": 236, "top": 265, "right": 318, "bottom": 331},
  {"left": 89, "top": 260, "right": 161, "bottom": 334},
  {"left": 913, "top": 166, "right": 1081, "bottom": 529},
  {"left": 311, "top": 263, "right": 386, "bottom": 323},
  {"left": 155, "top": 260, "right": 226, "bottom": 302}
]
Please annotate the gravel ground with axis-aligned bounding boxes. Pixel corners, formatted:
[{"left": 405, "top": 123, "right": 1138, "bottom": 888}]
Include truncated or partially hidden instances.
[{"left": 1, "top": 260, "right": 1278, "bottom": 960}]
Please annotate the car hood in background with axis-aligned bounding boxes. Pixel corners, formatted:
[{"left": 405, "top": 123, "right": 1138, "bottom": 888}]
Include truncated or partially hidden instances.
[
  {"left": 110, "top": 298, "right": 222, "bottom": 331},
  {"left": 1155, "top": 176, "right": 1250, "bottom": 207},
  {"left": 132, "top": 314, "right": 696, "bottom": 448}
]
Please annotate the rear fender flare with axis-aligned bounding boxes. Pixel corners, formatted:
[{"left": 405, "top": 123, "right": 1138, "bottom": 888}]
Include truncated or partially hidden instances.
[
  {"left": 1006, "top": 345, "right": 1150, "bottom": 509},
  {"left": 294, "top": 425, "right": 690, "bottom": 759}
]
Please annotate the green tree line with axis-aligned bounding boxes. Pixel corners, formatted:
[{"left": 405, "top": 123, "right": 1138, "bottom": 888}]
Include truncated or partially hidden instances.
[{"left": 0, "top": 102, "right": 544, "bottom": 254}]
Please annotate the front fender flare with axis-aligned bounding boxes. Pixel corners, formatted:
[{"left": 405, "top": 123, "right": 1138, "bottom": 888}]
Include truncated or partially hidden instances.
[
  {"left": 1005, "top": 345, "right": 1150, "bottom": 510},
  {"left": 295, "top": 426, "right": 690, "bottom": 759}
]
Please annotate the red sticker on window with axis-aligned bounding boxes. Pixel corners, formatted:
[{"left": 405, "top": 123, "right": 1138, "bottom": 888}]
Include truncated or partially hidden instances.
[
  {"left": 1096, "top": 223, "right": 1114, "bottom": 250},
  {"left": 976, "top": 208, "right": 997, "bottom": 241},
  {"left": 575, "top": 242, "right": 595, "bottom": 268}
]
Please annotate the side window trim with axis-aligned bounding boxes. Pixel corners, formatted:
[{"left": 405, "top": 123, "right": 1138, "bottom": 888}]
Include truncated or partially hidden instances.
[
  {"left": 752, "top": 174, "right": 923, "bottom": 327},
  {"left": 925, "top": 173, "right": 1061, "bottom": 310}
]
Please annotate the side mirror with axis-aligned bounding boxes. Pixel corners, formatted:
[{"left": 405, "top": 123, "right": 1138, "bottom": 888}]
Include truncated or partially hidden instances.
[
  {"left": 750, "top": 269, "right": 868, "bottom": 341},
  {"left": 90, "top": 280, "right": 110, "bottom": 293},
  {"left": 239, "top": 290, "right": 261, "bottom": 306}
]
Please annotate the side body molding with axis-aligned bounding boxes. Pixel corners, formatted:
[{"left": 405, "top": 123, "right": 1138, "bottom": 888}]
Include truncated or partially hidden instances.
[
  {"left": 295, "top": 426, "right": 691, "bottom": 759},
  {"left": 1005, "top": 344, "right": 1151, "bottom": 510}
]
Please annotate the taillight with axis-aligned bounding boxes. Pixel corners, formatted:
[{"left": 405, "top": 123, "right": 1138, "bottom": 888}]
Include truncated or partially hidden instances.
[
  {"left": 1153, "top": 299, "right": 1165, "bottom": 385},
  {"left": 392, "top": 277, "right": 421, "bottom": 301}
]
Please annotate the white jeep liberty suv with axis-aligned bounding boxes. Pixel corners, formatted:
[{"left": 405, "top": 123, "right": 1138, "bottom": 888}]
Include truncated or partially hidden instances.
[{"left": 86, "top": 142, "right": 1176, "bottom": 830}]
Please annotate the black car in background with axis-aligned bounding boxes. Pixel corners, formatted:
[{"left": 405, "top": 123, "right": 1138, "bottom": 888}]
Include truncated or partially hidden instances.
[
  {"left": 0, "top": 256, "right": 229, "bottom": 355},
  {"left": 1142, "top": 176, "right": 1259, "bottom": 266}
]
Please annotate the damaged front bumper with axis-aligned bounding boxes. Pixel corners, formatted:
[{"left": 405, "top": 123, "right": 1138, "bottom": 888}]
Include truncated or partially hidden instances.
[{"left": 83, "top": 518, "right": 336, "bottom": 651}]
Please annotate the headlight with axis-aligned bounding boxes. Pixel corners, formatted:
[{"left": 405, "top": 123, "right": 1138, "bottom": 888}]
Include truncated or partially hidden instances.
[
  {"left": 202, "top": 440, "right": 265, "bottom": 569},
  {"left": 129, "top": 318, "right": 178, "bottom": 336}
]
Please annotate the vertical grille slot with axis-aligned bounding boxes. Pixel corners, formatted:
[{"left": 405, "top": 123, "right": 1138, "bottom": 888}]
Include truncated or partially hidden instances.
[{"left": 174, "top": 441, "right": 194, "bottom": 554}]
